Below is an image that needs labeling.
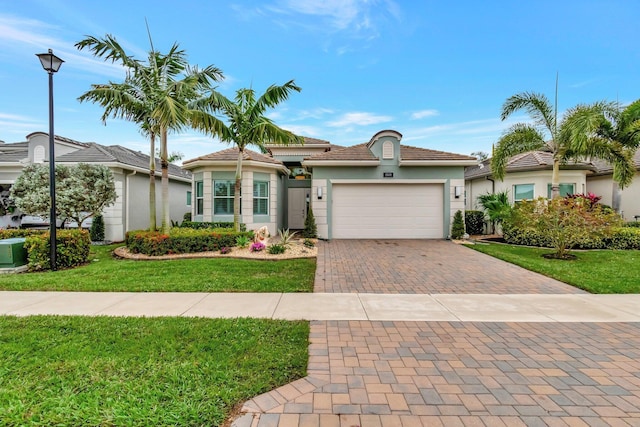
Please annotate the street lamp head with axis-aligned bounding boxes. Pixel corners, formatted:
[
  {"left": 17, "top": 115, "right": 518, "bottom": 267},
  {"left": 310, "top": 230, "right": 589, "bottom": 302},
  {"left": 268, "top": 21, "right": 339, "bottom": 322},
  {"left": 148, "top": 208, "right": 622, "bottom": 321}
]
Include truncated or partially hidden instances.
[{"left": 36, "top": 49, "right": 64, "bottom": 73}]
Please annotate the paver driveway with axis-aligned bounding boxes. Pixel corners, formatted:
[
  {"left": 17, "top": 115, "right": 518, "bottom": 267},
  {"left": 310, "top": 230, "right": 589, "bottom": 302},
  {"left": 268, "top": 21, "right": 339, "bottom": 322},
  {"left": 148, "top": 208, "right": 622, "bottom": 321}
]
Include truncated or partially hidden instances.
[
  {"left": 314, "top": 240, "right": 584, "bottom": 294},
  {"left": 233, "top": 240, "right": 640, "bottom": 427}
]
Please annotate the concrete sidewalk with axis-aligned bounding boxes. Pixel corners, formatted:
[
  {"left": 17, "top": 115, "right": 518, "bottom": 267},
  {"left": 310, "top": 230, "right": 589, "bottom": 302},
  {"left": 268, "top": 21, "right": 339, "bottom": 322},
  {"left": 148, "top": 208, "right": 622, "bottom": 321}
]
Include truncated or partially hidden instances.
[{"left": 2, "top": 291, "right": 640, "bottom": 322}]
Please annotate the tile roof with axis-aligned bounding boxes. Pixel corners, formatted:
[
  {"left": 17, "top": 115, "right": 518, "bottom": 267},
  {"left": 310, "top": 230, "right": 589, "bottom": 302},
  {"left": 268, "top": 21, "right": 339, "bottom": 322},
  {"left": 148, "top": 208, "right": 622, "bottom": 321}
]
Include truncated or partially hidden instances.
[
  {"left": 304, "top": 143, "right": 477, "bottom": 162},
  {"left": 400, "top": 145, "right": 477, "bottom": 161},
  {"left": 465, "top": 151, "right": 595, "bottom": 179},
  {"left": 182, "top": 147, "right": 284, "bottom": 166},
  {"left": 305, "top": 143, "right": 378, "bottom": 161},
  {"left": 56, "top": 143, "right": 191, "bottom": 179},
  {"left": 589, "top": 149, "right": 640, "bottom": 175}
]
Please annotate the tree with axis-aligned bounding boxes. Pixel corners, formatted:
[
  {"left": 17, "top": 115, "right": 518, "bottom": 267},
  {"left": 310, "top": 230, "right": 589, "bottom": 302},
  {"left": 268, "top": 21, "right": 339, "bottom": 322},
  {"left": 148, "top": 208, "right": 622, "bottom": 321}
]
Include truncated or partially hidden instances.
[
  {"left": 90, "top": 214, "right": 105, "bottom": 242},
  {"left": 492, "top": 86, "right": 635, "bottom": 198},
  {"left": 477, "top": 191, "right": 512, "bottom": 234},
  {"left": 10, "top": 163, "right": 116, "bottom": 227},
  {"left": 77, "top": 34, "right": 223, "bottom": 232},
  {"left": 155, "top": 149, "right": 184, "bottom": 163},
  {"left": 471, "top": 151, "right": 489, "bottom": 161},
  {"left": 303, "top": 207, "right": 317, "bottom": 238},
  {"left": 192, "top": 81, "right": 304, "bottom": 231},
  {"left": 450, "top": 210, "right": 465, "bottom": 240}
]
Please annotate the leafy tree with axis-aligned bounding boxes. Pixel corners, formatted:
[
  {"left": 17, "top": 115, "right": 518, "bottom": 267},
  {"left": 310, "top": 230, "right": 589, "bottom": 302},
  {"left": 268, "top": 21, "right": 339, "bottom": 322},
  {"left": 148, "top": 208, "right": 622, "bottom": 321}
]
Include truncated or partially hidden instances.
[
  {"left": 471, "top": 151, "right": 488, "bottom": 161},
  {"left": 192, "top": 81, "right": 304, "bottom": 231},
  {"left": 77, "top": 34, "right": 223, "bottom": 232},
  {"left": 155, "top": 149, "right": 184, "bottom": 164},
  {"left": 477, "top": 191, "right": 512, "bottom": 234},
  {"left": 10, "top": 163, "right": 116, "bottom": 227},
  {"left": 507, "top": 196, "right": 622, "bottom": 258},
  {"left": 450, "top": 210, "right": 465, "bottom": 240},
  {"left": 492, "top": 87, "right": 635, "bottom": 198},
  {"left": 303, "top": 207, "right": 317, "bottom": 238}
]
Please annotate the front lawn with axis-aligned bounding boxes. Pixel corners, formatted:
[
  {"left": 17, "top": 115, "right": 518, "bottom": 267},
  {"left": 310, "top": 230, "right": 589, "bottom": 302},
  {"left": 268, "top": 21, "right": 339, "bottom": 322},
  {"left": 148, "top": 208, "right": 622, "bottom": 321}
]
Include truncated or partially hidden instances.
[
  {"left": 470, "top": 243, "right": 640, "bottom": 293},
  {"left": 0, "top": 316, "right": 308, "bottom": 426},
  {"left": 0, "top": 244, "right": 315, "bottom": 292}
]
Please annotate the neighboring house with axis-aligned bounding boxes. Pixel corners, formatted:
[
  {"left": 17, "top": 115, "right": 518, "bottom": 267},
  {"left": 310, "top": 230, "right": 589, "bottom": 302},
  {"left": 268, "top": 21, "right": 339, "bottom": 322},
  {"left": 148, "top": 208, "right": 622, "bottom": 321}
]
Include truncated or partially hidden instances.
[
  {"left": 464, "top": 151, "right": 594, "bottom": 210},
  {"left": 587, "top": 149, "right": 640, "bottom": 220},
  {"left": 464, "top": 149, "right": 640, "bottom": 221},
  {"left": 183, "top": 130, "right": 477, "bottom": 239},
  {"left": 0, "top": 132, "right": 191, "bottom": 241}
]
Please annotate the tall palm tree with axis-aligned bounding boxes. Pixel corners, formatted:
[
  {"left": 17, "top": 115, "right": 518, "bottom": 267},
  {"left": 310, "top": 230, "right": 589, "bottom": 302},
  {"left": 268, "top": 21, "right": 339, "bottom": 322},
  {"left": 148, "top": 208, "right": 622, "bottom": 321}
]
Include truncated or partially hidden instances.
[
  {"left": 76, "top": 35, "right": 224, "bottom": 232},
  {"left": 492, "top": 89, "right": 636, "bottom": 198},
  {"left": 192, "top": 81, "right": 304, "bottom": 231}
]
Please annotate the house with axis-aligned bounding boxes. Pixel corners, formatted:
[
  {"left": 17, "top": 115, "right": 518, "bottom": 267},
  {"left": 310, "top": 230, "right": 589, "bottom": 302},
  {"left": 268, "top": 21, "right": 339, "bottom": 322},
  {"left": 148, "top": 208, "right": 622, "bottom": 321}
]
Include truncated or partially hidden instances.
[
  {"left": 464, "top": 151, "right": 594, "bottom": 210},
  {"left": 0, "top": 132, "right": 192, "bottom": 241},
  {"left": 464, "top": 149, "right": 640, "bottom": 220},
  {"left": 182, "top": 130, "right": 477, "bottom": 239}
]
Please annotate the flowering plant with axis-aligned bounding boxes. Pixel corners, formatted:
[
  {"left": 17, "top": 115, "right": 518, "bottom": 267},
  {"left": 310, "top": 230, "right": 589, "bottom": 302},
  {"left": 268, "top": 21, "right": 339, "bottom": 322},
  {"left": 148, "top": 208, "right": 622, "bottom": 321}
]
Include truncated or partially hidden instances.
[
  {"left": 250, "top": 242, "right": 265, "bottom": 252},
  {"left": 220, "top": 247, "right": 232, "bottom": 254}
]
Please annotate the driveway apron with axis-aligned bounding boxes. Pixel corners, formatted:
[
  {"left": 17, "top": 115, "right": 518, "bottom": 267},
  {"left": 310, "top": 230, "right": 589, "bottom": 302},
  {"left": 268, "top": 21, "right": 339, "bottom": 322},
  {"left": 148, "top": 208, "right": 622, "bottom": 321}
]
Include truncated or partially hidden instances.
[{"left": 234, "top": 240, "right": 640, "bottom": 427}]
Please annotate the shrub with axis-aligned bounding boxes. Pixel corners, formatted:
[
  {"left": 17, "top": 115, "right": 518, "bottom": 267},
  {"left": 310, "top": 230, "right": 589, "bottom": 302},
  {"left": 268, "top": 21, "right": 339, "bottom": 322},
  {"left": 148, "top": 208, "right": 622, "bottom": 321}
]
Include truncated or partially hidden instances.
[
  {"left": 504, "top": 197, "right": 622, "bottom": 257},
  {"left": 450, "top": 210, "right": 465, "bottom": 240},
  {"left": 267, "top": 243, "right": 286, "bottom": 254},
  {"left": 180, "top": 221, "right": 246, "bottom": 231},
  {"left": 89, "top": 214, "right": 105, "bottom": 242},
  {"left": 465, "top": 210, "right": 485, "bottom": 235},
  {"left": 125, "top": 228, "right": 253, "bottom": 256},
  {"left": 624, "top": 221, "right": 640, "bottom": 228},
  {"left": 235, "top": 235, "right": 251, "bottom": 248},
  {"left": 0, "top": 229, "right": 46, "bottom": 239},
  {"left": 250, "top": 242, "right": 265, "bottom": 252},
  {"left": 183, "top": 212, "right": 192, "bottom": 222},
  {"left": 604, "top": 227, "right": 640, "bottom": 249},
  {"left": 303, "top": 238, "right": 316, "bottom": 248},
  {"left": 278, "top": 228, "right": 297, "bottom": 247},
  {"left": 477, "top": 191, "right": 512, "bottom": 233},
  {"left": 302, "top": 208, "right": 318, "bottom": 238},
  {"left": 24, "top": 229, "right": 91, "bottom": 271},
  {"left": 220, "top": 246, "right": 232, "bottom": 254}
]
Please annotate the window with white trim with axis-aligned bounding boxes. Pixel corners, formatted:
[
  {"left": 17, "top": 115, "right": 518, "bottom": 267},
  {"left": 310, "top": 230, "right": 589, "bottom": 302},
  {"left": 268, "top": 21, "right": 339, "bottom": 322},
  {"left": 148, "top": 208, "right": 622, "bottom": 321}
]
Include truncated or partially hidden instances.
[
  {"left": 513, "top": 184, "right": 534, "bottom": 202},
  {"left": 195, "top": 182, "right": 203, "bottom": 215},
  {"left": 253, "top": 181, "right": 269, "bottom": 215},
  {"left": 186, "top": 191, "right": 192, "bottom": 206},
  {"left": 547, "top": 183, "right": 575, "bottom": 198},
  {"left": 214, "top": 180, "right": 235, "bottom": 215}
]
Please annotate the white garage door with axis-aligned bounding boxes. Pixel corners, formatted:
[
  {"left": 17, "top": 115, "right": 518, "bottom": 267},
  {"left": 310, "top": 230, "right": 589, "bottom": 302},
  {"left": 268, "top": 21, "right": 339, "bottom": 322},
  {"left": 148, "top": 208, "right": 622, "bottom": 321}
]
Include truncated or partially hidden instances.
[{"left": 332, "top": 183, "right": 444, "bottom": 239}]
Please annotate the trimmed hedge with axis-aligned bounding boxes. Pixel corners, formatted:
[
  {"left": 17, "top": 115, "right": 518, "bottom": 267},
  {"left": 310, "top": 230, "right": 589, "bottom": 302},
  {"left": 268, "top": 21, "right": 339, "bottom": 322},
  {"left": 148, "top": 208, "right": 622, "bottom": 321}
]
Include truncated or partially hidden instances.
[
  {"left": 503, "top": 225, "right": 640, "bottom": 250},
  {"left": 180, "top": 221, "right": 247, "bottom": 232},
  {"left": 0, "top": 229, "right": 48, "bottom": 239},
  {"left": 465, "top": 210, "right": 485, "bottom": 235},
  {"left": 24, "top": 229, "right": 91, "bottom": 271},
  {"left": 126, "top": 228, "right": 254, "bottom": 256}
]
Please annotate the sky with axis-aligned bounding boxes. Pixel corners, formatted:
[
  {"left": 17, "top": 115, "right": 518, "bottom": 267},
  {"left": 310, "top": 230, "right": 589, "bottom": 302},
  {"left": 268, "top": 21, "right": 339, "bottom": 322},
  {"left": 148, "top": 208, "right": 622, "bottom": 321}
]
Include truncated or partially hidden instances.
[{"left": 1, "top": 0, "right": 639, "bottom": 164}]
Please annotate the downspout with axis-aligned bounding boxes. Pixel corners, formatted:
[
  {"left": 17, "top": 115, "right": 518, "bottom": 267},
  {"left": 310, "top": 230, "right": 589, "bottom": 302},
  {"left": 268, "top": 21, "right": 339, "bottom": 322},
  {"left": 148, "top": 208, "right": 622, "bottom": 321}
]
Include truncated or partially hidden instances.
[
  {"left": 485, "top": 175, "right": 496, "bottom": 234},
  {"left": 126, "top": 170, "right": 137, "bottom": 238}
]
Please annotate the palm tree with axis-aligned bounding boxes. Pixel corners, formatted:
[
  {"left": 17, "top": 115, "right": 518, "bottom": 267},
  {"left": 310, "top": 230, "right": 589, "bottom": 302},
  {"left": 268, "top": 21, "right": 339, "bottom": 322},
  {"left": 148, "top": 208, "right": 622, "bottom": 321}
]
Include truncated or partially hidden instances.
[
  {"left": 76, "top": 35, "right": 223, "bottom": 232},
  {"left": 492, "top": 89, "right": 636, "bottom": 199},
  {"left": 192, "top": 81, "right": 304, "bottom": 231}
]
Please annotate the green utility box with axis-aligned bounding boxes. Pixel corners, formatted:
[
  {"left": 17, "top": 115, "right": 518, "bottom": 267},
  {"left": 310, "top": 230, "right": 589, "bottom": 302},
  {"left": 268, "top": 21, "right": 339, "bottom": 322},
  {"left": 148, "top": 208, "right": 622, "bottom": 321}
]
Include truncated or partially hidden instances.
[{"left": 0, "top": 238, "right": 28, "bottom": 268}]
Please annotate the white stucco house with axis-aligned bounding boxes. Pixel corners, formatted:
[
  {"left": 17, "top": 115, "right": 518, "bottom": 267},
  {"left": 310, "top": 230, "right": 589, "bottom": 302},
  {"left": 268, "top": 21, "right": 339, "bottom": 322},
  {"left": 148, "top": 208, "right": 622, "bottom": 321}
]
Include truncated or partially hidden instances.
[
  {"left": 182, "top": 130, "right": 478, "bottom": 239},
  {"left": 464, "top": 149, "right": 640, "bottom": 221},
  {"left": 0, "top": 132, "right": 192, "bottom": 241}
]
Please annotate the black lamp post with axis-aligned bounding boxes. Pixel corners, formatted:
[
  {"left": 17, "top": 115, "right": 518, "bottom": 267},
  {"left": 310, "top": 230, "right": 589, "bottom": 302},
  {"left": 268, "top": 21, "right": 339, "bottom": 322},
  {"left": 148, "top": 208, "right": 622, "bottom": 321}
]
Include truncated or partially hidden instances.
[{"left": 36, "top": 49, "right": 64, "bottom": 271}]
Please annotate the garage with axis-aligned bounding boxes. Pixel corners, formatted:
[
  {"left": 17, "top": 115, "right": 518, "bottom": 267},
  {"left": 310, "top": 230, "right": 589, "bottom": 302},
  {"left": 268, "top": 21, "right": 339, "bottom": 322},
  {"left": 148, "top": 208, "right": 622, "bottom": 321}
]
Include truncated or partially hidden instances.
[{"left": 331, "top": 183, "right": 444, "bottom": 239}]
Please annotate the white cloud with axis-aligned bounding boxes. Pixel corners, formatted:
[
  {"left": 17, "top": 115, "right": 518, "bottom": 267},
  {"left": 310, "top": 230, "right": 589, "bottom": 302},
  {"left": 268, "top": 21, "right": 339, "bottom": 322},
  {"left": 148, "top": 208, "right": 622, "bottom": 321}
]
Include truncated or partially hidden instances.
[
  {"left": 410, "top": 109, "right": 439, "bottom": 120},
  {"left": 279, "top": 123, "right": 323, "bottom": 137},
  {"left": 326, "top": 111, "right": 393, "bottom": 127}
]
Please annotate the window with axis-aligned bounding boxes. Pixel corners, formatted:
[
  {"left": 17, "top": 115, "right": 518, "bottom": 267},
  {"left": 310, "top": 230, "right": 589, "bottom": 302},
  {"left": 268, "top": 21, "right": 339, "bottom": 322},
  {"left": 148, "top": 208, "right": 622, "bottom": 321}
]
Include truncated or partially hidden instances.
[
  {"left": 186, "top": 191, "right": 192, "bottom": 206},
  {"left": 214, "top": 180, "right": 235, "bottom": 215},
  {"left": 547, "top": 183, "right": 575, "bottom": 198},
  {"left": 253, "top": 181, "right": 269, "bottom": 215},
  {"left": 513, "top": 184, "right": 534, "bottom": 202},
  {"left": 382, "top": 140, "right": 394, "bottom": 159},
  {"left": 195, "top": 182, "right": 203, "bottom": 215}
]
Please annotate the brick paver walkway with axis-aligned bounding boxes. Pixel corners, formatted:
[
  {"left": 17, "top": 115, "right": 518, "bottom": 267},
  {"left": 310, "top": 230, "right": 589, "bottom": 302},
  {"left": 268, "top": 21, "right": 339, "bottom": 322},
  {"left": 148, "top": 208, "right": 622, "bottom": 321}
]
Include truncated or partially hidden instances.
[{"left": 314, "top": 240, "right": 583, "bottom": 294}]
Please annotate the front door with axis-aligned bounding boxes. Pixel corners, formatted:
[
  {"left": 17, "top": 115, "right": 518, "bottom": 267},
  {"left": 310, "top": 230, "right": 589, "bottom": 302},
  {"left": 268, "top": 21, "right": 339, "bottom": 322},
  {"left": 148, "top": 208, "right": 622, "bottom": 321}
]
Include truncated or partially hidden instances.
[{"left": 288, "top": 188, "right": 310, "bottom": 229}]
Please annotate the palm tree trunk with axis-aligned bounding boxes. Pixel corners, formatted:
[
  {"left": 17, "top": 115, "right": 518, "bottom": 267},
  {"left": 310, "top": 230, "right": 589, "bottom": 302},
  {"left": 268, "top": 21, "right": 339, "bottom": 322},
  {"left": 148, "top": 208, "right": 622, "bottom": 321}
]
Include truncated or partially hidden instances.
[
  {"left": 149, "top": 132, "right": 157, "bottom": 231},
  {"left": 612, "top": 182, "right": 622, "bottom": 214},
  {"left": 160, "top": 127, "right": 170, "bottom": 233},
  {"left": 234, "top": 149, "right": 243, "bottom": 232},
  {"left": 551, "top": 158, "right": 561, "bottom": 198}
]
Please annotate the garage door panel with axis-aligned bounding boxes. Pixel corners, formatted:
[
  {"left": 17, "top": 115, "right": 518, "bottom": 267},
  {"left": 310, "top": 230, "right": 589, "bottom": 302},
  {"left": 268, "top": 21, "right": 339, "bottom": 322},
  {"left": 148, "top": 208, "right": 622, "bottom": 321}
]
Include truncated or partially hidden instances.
[{"left": 332, "top": 184, "right": 444, "bottom": 239}]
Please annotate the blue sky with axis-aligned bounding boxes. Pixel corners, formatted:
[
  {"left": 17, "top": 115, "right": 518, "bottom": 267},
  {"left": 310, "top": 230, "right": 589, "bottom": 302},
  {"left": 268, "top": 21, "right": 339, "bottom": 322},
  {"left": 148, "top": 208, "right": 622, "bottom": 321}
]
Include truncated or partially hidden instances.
[{"left": 1, "top": 0, "right": 638, "bottom": 163}]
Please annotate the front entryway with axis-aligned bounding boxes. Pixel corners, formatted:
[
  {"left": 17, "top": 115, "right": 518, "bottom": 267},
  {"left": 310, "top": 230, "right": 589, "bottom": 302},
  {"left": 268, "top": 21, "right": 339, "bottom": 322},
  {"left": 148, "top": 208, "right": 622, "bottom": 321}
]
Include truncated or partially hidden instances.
[{"left": 287, "top": 188, "right": 310, "bottom": 229}]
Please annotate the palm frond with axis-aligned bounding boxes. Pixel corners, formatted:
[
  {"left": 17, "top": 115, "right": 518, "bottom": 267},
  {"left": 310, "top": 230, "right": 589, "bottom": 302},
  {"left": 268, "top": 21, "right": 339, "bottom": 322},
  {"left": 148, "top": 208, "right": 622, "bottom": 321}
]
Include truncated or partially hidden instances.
[
  {"left": 491, "top": 124, "right": 546, "bottom": 180},
  {"left": 501, "top": 91, "right": 556, "bottom": 134}
]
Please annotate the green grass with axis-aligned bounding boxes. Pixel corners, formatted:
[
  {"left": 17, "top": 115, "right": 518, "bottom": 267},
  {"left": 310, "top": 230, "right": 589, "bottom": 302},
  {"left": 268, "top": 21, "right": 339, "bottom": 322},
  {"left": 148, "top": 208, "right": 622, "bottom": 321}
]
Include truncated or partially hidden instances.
[
  {"left": 0, "top": 245, "right": 315, "bottom": 292},
  {"left": 0, "top": 316, "right": 308, "bottom": 426},
  {"left": 470, "top": 243, "right": 640, "bottom": 293}
]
